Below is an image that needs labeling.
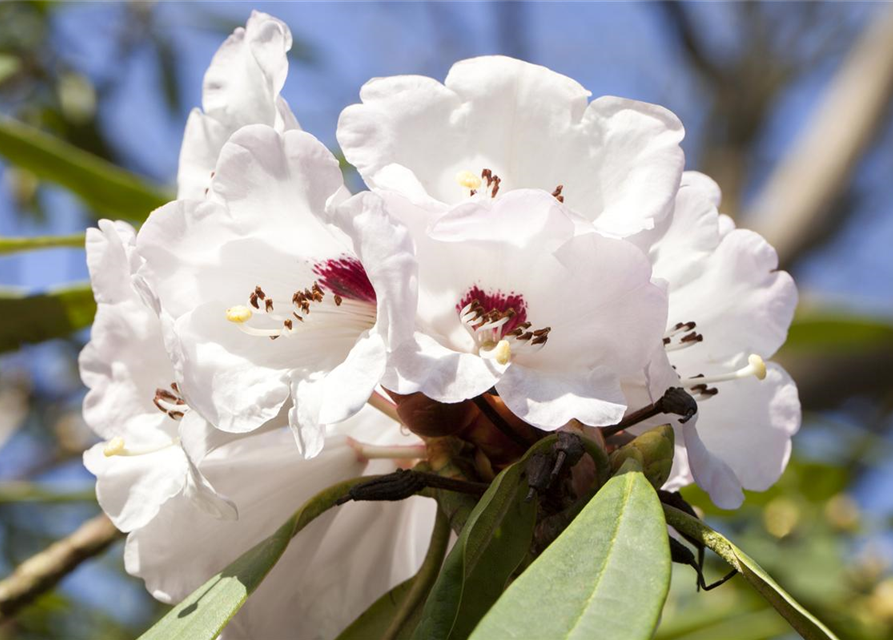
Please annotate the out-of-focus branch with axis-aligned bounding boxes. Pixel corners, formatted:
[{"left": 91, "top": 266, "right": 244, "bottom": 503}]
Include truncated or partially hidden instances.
[
  {"left": 0, "top": 514, "right": 122, "bottom": 619},
  {"left": 747, "top": 5, "right": 893, "bottom": 267},
  {"left": 660, "top": 2, "right": 722, "bottom": 83}
]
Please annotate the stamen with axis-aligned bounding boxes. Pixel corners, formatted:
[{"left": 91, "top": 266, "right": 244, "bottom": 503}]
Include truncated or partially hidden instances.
[
  {"left": 102, "top": 436, "right": 179, "bottom": 458},
  {"left": 226, "top": 305, "right": 253, "bottom": 324},
  {"left": 347, "top": 437, "right": 427, "bottom": 462},
  {"left": 103, "top": 437, "right": 125, "bottom": 457},
  {"left": 456, "top": 170, "right": 482, "bottom": 191},
  {"left": 493, "top": 339, "right": 512, "bottom": 365},
  {"left": 683, "top": 354, "right": 768, "bottom": 390}
]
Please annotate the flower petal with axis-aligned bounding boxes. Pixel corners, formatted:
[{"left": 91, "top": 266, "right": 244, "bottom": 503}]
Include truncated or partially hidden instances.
[
  {"left": 125, "top": 422, "right": 435, "bottom": 639},
  {"left": 178, "top": 11, "right": 300, "bottom": 199},
  {"left": 496, "top": 364, "right": 626, "bottom": 430},
  {"left": 84, "top": 440, "right": 187, "bottom": 532},
  {"left": 694, "top": 360, "right": 800, "bottom": 495},
  {"left": 337, "top": 55, "right": 684, "bottom": 235}
]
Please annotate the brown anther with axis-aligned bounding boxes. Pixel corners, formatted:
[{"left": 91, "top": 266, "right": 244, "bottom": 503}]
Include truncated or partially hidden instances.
[
  {"left": 680, "top": 332, "right": 703, "bottom": 344},
  {"left": 334, "top": 294, "right": 343, "bottom": 307},
  {"left": 551, "top": 185, "right": 564, "bottom": 202},
  {"left": 171, "top": 382, "right": 180, "bottom": 393},
  {"left": 152, "top": 398, "right": 166, "bottom": 413},
  {"left": 254, "top": 286, "right": 266, "bottom": 300},
  {"left": 265, "top": 298, "right": 274, "bottom": 313},
  {"left": 269, "top": 335, "right": 279, "bottom": 341},
  {"left": 519, "top": 331, "right": 534, "bottom": 341},
  {"left": 531, "top": 335, "right": 549, "bottom": 346},
  {"left": 293, "top": 312, "right": 304, "bottom": 322},
  {"left": 532, "top": 327, "right": 551, "bottom": 337},
  {"left": 249, "top": 292, "right": 260, "bottom": 309},
  {"left": 470, "top": 189, "right": 477, "bottom": 196},
  {"left": 155, "top": 388, "right": 178, "bottom": 402},
  {"left": 167, "top": 411, "right": 185, "bottom": 420},
  {"left": 284, "top": 319, "right": 293, "bottom": 331}
]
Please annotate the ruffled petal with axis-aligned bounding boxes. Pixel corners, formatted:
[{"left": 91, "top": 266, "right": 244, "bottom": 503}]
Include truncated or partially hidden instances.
[
  {"left": 171, "top": 302, "right": 291, "bottom": 434},
  {"left": 337, "top": 55, "right": 684, "bottom": 235},
  {"left": 496, "top": 364, "right": 626, "bottom": 430},
  {"left": 384, "top": 331, "right": 501, "bottom": 402},
  {"left": 667, "top": 229, "right": 797, "bottom": 367},
  {"left": 124, "top": 422, "right": 435, "bottom": 640},
  {"left": 682, "top": 419, "right": 745, "bottom": 510},
  {"left": 178, "top": 11, "right": 300, "bottom": 199},
  {"left": 84, "top": 439, "right": 187, "bottom": 532},
  {"left": 332, "top": 192, "right": 418, "bottom": 348},
  {"left": 694, "top": 360, "right": 800, "bottom": 495}
]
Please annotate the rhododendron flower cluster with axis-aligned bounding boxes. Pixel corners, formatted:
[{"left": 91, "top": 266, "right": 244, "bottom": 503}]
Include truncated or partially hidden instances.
[{"left": 80, "top": 11, "right": 800, "bottom": 638}]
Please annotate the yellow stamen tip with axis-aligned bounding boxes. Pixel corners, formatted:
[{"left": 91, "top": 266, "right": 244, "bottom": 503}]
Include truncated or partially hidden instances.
[
  {"left": 103, "top": 437, "right": 126, "bottom": 457},
  {"left": 749, "top": 354, "right": 767, "bottom": 380},
  {"left": 226, "top": 305, "right": 253, "bottom": 324},
  {"left": 455, "top": 170, "right": 482, "bottom": 191},
  {"left": 494, "top": 339, "right": 512, "bottom": 366}
]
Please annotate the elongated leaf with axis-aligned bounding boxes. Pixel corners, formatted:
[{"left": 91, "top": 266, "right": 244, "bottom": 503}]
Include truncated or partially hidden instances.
[
  {"left": 338, "top": 507, "right": 450, "bottom": 640},
  {"left": 411, "top": 444, "right": 542, "bottom": 640},
  {"left": 663, "top": 505, "right": 840, "bottom": 640},
  {"left": 138, "top": 476, "right": 373, "bottom": 640},
  {"left": 0, "top": 234, "right": 84, "bottom": 256},
  {"left": 470, "top": 471, "right": 670, "bottom": 640},
  {"left": 785, "top": 312, "right": 893, "bottom": 351},
  {"left": 0, "top": 117, "right": 171, "bottom": 220},
  {"left": 0, "top": 285, "right": 95, "bottom": 353}
]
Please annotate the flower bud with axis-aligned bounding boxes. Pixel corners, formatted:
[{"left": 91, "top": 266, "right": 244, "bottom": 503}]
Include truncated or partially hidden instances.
[{"left": 610, "top": 425, "right": 675, "bottom": 489}]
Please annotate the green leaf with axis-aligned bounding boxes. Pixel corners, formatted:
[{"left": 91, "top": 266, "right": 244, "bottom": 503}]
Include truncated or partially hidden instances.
[
  {"left": 0, "top": 55, "right": 21, "bottom": 86},
  {"left": 411, "top": 444, "right": 541, "bottom": 640},
  {"left": 138, "top": 476, "right": 373, "bottom": 640},
  {"left": 0, "top": 285, "right": 95, "bottom": 353},
  {"left": 338, "top": 506, "right": 450, "bottom": 640},
  {"left": 470, "top": 471, "right": 670, "bottom": 640},
  {"left": 0, "top": 234, "right": 84, "bottom": 256},
  {"left": 785, "top": 312, "right": 893, "bottom": 351},
  {"left": 663, "top": 505, "right": 840, "bottom": 640},
  {"left": 0, "top": 117, "right": 171, "bottom": 220}
]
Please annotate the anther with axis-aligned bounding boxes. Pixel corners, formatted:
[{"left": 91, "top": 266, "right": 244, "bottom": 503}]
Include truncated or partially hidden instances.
[
  {"left": 551, "top": 185, "right": 564, "bottom": 203},
  {"left": 456, "top": 170, "right": 483, "bottom": 191},
  {"left": 103, "top": 437, "right": 126, "bottom": 457},
  {"left": 494, "top": 340, "right": 511, "bottom": 365},
  {"left": 226, "top": 305, "right": 253, "bottom": 324},
  {"left": 683, "top": 354, "right": 767, "bottom": 389}
]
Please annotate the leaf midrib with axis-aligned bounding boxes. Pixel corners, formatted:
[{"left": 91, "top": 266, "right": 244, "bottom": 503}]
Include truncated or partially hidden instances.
[{"left": 564, "top": 475, "right": 633, "bottom": 639}]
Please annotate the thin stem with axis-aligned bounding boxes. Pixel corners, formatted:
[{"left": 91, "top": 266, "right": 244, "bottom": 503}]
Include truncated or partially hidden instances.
[
  {"left": 472, "top": 394, "right": 531, "bottom": 449},
  {"left": 382, "top": 506, "right": 451, "bottom": 640},
  {"left": 0, "top": 482, "right": 96, "bottom": 504},
  {"left": 602, "top": 387, "right": 698, "bottom": 438},
  {"left": 368, "top": 391, "right": 401, "bottom": 423},
  {"left": 0, "top": 514, "right": 122, "bottom": 618}
]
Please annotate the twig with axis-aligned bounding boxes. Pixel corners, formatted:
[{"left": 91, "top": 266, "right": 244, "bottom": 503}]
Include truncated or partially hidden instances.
[
  {"left": 0, "top": 513, "right": 123, "bottom": 619},
  {"left": 747, "top": 4, "right": 893, "bottom": 266}
]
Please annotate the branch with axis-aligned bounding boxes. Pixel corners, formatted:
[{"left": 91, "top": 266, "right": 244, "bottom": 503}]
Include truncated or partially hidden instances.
[
  {"left": 746, "top": 5, "right": 893, "bottom": 267},
  {"left": 0, "top": 513, "right": 123, "bottom": 619},
  {"left": 659, "top": 2, "right": 722, "bottom": 83}
]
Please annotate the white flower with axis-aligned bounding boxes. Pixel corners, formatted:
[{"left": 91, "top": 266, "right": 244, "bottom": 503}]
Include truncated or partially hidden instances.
[
  {"left": 138, "top": 125, "right": 417, "bottom": 457},
  {"left": 626, "top": 172, "right": 800, "bottom": 509},
  {"left": 337, "top": 55, "right": 685, "bottom": 238},
  {"left": 381, "top": 188, "right": 668, "bottom": 431},
  {"left": 124, "top": 406, "right": 436, "bottom": 640},
  {"left": 178, "top": 11, "right": 300, "bottom": 199},
  {"left": 79, "top": 220, "right": 236, "bottom": 531}
]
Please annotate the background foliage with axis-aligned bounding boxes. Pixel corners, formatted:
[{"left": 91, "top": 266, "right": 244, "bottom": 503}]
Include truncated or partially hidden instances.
[{"left": 0, "top": 2, "right": 892, "bottom": 638}]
